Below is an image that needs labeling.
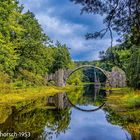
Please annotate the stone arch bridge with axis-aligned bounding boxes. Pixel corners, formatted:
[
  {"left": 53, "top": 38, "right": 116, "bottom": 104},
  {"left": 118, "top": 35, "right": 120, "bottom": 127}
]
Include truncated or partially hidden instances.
[{"left": 46, "top": 65, "right": 126, "bottom": 88}]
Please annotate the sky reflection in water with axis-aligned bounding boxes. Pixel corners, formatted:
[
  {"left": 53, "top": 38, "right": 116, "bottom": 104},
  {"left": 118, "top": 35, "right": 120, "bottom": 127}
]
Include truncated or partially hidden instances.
[
  {"left": 44, "top": 84, "right": 131, "bottom": 140},
  {"left": 45, "top": 104, "right": 131, "bottom": 140}
]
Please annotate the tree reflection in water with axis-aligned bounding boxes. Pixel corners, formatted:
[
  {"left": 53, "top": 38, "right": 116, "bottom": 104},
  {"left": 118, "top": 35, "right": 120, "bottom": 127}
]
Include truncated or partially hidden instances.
[
  {"left": 0, "top": 84, "right": 131, "bottom": 140},
  {"left": 67, "top": 84, "right": 107, "bottom": 109},
  {"left": 0, "top": 94, "right": 71, "bottom": 140}
]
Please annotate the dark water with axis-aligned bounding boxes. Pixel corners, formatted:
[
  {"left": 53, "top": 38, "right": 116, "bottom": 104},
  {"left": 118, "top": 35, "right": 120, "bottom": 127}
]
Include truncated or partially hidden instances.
[{"left": 0, "top": 84, "right": 131, "bottom": 140}]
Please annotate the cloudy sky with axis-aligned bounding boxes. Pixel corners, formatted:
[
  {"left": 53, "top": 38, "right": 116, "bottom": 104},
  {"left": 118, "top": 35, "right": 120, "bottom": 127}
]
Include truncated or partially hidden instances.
[{"left": 19, "top": 0, "right": 117, "bottom": 61}]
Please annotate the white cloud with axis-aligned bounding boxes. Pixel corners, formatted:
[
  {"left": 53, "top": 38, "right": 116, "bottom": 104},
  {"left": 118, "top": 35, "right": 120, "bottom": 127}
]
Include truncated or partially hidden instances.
[
  {"left": 19, "top": 0, "right": 118, "bottom": 61},
  {"left": 36, "top": 13, "right": 117, "bottom": 61},
  {"left": 36, "top": 14, "right": 86, "bottom": 36}
]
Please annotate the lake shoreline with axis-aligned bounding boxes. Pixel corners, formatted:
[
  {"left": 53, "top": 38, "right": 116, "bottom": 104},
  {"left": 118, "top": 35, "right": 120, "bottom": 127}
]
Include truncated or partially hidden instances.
[
  {"left": 106, "top": 88, "right": 140, "bottom": 140},
  {"left": 0, "top": 86, "right": 72, "bottom": 106},
  {"left": 0, "top": 85, "right": 139, "bottom": 139}
]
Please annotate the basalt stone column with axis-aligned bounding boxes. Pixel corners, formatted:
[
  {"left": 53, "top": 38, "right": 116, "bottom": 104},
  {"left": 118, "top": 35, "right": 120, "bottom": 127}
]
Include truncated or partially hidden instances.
[
  {"left": 44, "top": 73, "right": 48, "bottom": 85},
  {"left": 55, "top": 93, "right": 65, "bottom": 109},
  {"left": 55, "top": 69, "right": 65, "bottom": 87},
  {"left": 107, "top": 66, "right": 126, "bottom": 88}
]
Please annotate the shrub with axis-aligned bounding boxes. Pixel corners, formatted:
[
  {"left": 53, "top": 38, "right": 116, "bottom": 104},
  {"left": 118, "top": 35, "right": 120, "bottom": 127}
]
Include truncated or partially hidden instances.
[
  {"left": 0, "top": 71, "right": 11, "bottom": 93},
  {"left": 18, "top": 69, "right": 45, "bottom": 86},
  {"left": 124, "top": 90, "right": 140, "bottom": 108}
]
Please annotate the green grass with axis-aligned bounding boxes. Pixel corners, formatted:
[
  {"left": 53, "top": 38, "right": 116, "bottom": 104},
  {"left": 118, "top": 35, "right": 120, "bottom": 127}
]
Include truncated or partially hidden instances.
[
  {"left": 0, "top": 86, "right": 71, "bottom": 106},
  {"left": 106, "top": 88, "right": 140, "bottom": 138},
  {"left": 123, "top": 90, "right": 140, "bottom": 108}
]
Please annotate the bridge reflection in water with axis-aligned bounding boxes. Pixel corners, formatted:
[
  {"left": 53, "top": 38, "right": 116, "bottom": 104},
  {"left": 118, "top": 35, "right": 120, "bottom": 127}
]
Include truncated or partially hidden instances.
[
  {"left": 44, "top": 84, "right": 131, "bottom": 140},
  {"left": 47, "top": 84, "right": 108, "bottom": 111},
  {"left": 0, "top": 84, "right": 132, "bottom": 140}
]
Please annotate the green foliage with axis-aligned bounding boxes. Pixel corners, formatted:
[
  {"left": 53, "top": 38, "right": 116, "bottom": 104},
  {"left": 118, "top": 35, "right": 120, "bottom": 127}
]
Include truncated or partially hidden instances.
[
  {"left": 127, "top": 47, "right": 140, "bottom": 89},
  {"left": 106, "top": 88, "right": 140, "bottom": 139},
  {"left": 99, "top": 43, "right": 140, "bottom": 89},
  {"left": 51, "top": 42, "right": 72, "bottom": 72},
  {"left": 71, "top": 0, "right": 140, "bottom": 45},
  {"left": 0, "top": 96, "right": 71, "bottom": 139},
  {"left": 0, "top": 0, "right": 23, "bottom": 76},
  {"left": 13, "top": 80, "right": 27, "bottom": 88},
  {"left": 0, "top": 71, "right": 10, "bottom": 84},
  {"left": 67, "top": 70, "right": 83, "bottom": 85},
  {"left": 71, "top": 0, "right": 140, "bottom": 89},
  {"left": 18, "top": 69, "right": 45, "bottom": 86},
  {"left": 0, "top": 71, "right": 11, "bottom": 93},
  {"left": 67, "top": 76, "right": 82, "bottom": 85},
  {"left": 16, "top": 11, "right": 50, "bottom": 75},
  {"left": 125, "top": 95, "right": 140, "bottom": 108},
  {"left": 99, "top": 45, "right": 131, "bottom": 71},
  {"left": 0, "top": 1, "right": 72, "bottom": 87}
]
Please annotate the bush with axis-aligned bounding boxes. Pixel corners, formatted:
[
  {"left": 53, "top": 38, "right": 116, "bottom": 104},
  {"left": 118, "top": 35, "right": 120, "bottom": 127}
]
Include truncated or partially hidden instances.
[
  {"left": 13, "top": 80, "right": 27, "bottom": 88},
  {"left": 47, "top": 80, "right": 55, "bottom": 86},
  {"left": 18, "top": 70, "right": 45, "bottom": 86},
  {"left": 0, "top": 72, "right": 10, "bottom": 84},
  {"left": 127, "top": 47, "right": 140, "bottom": 89},
  {"left": 0, "top": 71, "right": 11, "bottom": 93},
  {"left": 124, "top": 90, "right": 140, "bottom": 108}
]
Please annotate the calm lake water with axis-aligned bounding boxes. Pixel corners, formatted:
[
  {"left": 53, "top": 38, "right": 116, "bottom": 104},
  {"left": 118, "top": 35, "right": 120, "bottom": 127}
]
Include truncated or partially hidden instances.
[{"left": 0, "top": 84, "right": 132, "bottom": 140}]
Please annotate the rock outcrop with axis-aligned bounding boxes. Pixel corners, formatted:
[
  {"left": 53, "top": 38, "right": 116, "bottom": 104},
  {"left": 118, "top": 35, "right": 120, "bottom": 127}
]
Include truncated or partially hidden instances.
[{"left": 107, "top": 66, "right": 126, "bottom": 88}]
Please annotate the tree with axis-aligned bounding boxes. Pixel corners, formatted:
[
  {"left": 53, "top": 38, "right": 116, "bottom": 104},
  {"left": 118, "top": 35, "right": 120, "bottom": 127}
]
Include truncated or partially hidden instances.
[
  {"left": 0, "top": 0, "right": 24, "bottom": 76},
  {"left": 128, "top": 47, "right": 140, "bottom": 89},
  {"left": 15, "top": 11, "right": 49, "bottom": 75},
  {"left": 99, "top": 45, "right": 131, "bottom": 70},
  {"left": 71, "top": 0, "right": 140, "bottom": 89},
  {"left": 0, "top": 1, "right": 72, "bottom": 86},
  {"left": 99, "top": 43, "right": 140, "bottom": 88},
  {"left": 51, "top": 42, "right": 72, "bottom": 72},
  {"left": 71, "top": 0, "right": 140, "bottom": 45}
]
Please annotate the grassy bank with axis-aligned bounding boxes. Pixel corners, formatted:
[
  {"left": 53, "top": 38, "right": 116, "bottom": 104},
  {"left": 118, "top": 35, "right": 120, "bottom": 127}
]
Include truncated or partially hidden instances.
[
  {"left": 0, "top": 86, "right": 71, "bottom": 106},
  {"left": 0, "top": 84, "right": 139, "bottom": 138},
  {"left": 106, "top": 88, "right": 140, "bottom": 139},
  {"left": 0, "top": 85, "right": 73, "bottom": 125}
]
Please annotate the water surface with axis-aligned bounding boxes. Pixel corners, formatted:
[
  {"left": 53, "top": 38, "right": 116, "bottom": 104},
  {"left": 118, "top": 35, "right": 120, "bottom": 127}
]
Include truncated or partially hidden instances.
[{"left": 0, "top": 84, "right": 131, "bottom": 140}]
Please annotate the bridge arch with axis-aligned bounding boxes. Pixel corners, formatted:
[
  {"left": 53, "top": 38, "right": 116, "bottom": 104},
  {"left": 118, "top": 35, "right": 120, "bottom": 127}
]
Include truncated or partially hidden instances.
[
  {"left": 65, "top": 65, "right": 111, "bottom": 87},
  {"left": 65, "top": 65, "right": 112, "bottom": 112}
]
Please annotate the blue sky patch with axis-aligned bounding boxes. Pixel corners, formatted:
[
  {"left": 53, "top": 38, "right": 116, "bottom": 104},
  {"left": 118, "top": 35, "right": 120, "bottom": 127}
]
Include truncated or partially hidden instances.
[{"left": 19, "top": 0, "right": 117, "bottom": 61}]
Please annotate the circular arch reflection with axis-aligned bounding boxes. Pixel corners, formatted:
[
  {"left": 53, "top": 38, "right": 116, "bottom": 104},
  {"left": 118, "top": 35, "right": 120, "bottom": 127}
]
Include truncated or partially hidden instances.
[
  {"left": 65, "top": 65, "right": 112, "bottom": 112},
  {"left": 67, "top": 95, "right": 105, "bottom": 112}
]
